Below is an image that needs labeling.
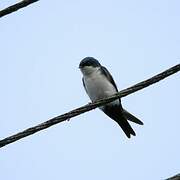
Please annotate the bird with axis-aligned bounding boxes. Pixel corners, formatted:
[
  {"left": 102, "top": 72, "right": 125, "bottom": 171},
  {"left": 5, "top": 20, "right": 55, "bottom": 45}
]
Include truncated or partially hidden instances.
[{"left": 79, "top": 57, "right": 143, "bottom": 138}]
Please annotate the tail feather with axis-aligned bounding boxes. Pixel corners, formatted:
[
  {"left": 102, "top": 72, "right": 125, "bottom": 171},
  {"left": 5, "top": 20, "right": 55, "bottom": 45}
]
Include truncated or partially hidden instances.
[
  {"left": 102, "top": 106, "right": 136, "bottom": 138},
  {"left": 123, "top": 109, "right": 143, "bottom": 125},
  {"left": 116, "top": 115, "right": 136, "bottom": 138}
]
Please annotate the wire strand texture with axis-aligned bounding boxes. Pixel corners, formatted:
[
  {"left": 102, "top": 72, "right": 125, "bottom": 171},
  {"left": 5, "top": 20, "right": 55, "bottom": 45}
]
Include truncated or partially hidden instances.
[{"left": 0, "top": 64, "right": 179, "bottom": 148}]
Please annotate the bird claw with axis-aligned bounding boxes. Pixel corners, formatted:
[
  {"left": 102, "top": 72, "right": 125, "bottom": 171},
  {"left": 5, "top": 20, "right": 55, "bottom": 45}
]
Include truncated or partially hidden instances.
[{"left": 67, "top": 118, "right": 71, "bottom": 121}]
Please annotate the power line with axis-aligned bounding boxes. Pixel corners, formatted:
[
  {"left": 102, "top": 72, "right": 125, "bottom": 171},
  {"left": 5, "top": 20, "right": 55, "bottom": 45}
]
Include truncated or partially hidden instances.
[
  {"left": 0, "top": 0, "right": 39, "bottom": 18},
  {"left": 0, "top": 64, "right": 179, "bottom": 149}
]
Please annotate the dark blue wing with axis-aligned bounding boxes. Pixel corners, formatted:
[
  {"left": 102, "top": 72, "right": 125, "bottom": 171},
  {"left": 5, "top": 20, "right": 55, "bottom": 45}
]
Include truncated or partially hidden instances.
[
  {"left": 101, "top": 66, "right": 118, "bottom": 92},
  {"left": 82, "top": 77, "right": 88, "bottom": 94}
]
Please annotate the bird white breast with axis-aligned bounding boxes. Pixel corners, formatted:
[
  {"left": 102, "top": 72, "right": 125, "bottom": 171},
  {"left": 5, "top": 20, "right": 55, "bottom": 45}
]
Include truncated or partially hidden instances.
[{"left": 83, "top": 67, "right": 119, "bottom": 107}]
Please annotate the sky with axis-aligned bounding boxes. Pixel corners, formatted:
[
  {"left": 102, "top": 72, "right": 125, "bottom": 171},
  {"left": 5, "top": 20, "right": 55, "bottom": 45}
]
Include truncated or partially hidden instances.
[{"left": 0, "top": 0, "right": 180, "bottom": 179}]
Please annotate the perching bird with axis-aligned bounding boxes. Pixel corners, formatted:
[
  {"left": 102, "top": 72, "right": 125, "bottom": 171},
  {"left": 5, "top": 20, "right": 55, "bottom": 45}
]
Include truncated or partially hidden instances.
[{"left": 79, "top": 57, "right": 143, "bottom": 138}]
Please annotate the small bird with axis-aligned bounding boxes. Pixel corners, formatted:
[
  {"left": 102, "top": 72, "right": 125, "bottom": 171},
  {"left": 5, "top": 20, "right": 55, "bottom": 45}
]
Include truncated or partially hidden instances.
[{"left": 79, "top": 57, "right": 143, "bottom": 138}]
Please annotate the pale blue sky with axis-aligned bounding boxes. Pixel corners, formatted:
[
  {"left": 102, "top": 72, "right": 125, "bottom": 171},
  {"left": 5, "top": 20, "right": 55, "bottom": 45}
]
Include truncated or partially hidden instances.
[{"left": 0, "top": 1, "right": 180, "bottom": 179}]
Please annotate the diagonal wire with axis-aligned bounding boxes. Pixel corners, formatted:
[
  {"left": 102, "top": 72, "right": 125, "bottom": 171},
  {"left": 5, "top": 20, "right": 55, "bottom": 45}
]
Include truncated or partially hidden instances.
[
  {"left": 0, "top": 0, "right": 39, "bottom": 18},
  {"left": 166, "top": 173, "right": 180, "bottom": 180},
  {"left": 0, "top": 64, "right": 179, "bottom": 149}
]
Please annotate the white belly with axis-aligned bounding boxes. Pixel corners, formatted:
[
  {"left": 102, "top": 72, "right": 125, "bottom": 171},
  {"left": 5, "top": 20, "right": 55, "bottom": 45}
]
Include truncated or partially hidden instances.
[{"left": 83, "top": 71, "right": 119, "bottom": 107}]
